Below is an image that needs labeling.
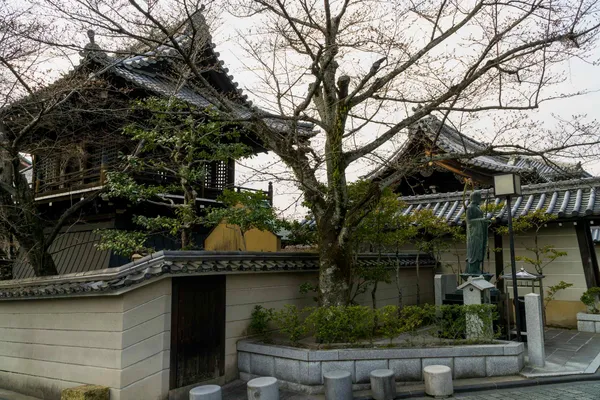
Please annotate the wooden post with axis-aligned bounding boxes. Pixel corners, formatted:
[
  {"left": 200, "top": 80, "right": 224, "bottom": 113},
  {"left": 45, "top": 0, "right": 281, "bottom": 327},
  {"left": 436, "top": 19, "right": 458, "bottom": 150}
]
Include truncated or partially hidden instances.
[
  {"left": 494, "top": 232, "right": 504, "bottom": 293},
  {"left": 227, "top": 158, "right": 235, "bottom": 189},
  {"left": 575, "top": 220, "right": 600, "bottom": 288},
  {"left": 99, "top": 154, "right": 108, "bottom": 185}
]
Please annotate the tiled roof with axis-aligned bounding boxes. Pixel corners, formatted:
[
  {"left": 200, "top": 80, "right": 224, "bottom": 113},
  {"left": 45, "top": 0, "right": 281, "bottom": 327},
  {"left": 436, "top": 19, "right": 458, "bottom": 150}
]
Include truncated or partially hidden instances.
[
  {"left": 400, "top": 177, "right": 600, "bottom": 225},
  {"left": 369, "top": 116, "right": 590, "bottom": 182},
  {"left": 0, "top": 251, "right": 435, "bottom": 300},
  {"left": 90, "top": 15, "right": 313, "bottom": 136}
]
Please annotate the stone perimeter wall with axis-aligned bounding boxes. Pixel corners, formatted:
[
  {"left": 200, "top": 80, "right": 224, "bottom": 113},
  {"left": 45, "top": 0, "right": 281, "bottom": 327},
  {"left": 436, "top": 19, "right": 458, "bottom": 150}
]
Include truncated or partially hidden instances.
[
  {"left": 0, "top": 279, "right": 171, "bottom": 400},
  {"left": 0, "top": 266, "right": 434, "bottom": 400},
  {"left": 237, "top": 340, "right": 525, "bottom": 394}
]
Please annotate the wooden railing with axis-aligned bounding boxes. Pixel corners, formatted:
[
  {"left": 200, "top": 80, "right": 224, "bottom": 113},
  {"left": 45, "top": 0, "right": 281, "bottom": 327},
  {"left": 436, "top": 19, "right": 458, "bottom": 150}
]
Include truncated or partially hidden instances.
[
  {"left": 35, "top": 166, "right": 104, "bottom": 197},
  {"left": 34, "top": 167, "right": 273, "bottom": 204}
]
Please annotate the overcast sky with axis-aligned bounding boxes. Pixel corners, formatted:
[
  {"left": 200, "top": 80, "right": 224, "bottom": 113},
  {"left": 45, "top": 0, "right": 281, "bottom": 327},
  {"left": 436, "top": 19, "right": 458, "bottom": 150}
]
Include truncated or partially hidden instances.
[{"left": 209, "top": 11, "right": 600, "bottom": 220}]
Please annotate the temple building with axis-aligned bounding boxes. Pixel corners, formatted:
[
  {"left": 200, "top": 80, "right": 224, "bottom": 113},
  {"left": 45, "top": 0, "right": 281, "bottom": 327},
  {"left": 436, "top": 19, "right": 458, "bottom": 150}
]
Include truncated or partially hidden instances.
[
  {"left": 376, "top": 116, "right": 600, "bottom": 327},
  {"left": 1, "top": 12, "right": 308, "bottom": 279}
]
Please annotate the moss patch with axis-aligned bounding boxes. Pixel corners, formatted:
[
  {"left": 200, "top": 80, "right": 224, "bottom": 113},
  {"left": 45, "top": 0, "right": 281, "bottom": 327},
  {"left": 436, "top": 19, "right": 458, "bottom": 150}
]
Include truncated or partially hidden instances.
[{"left": 61, "top": 385, "right": 109, "bottom": 400}]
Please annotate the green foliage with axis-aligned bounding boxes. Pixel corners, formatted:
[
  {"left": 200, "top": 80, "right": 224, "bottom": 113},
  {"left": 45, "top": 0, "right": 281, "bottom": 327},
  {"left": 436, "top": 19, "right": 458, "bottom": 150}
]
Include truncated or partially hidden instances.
[
  {"left": 99, "top": 97, "right": 251, "bottom": 251},
  {"left": 496, "top": 210, "right": 566, "bottom": 275},
  {"left": 377, "top": 305, "right": 427, "bottom": 344},
  {"left": 204, "top": 189, "right": 283, "bottom": 250},
  {"left": 433, "top": 304, "right": 498, "bottom": 341},
  {"left": 581, "top": 287, "right": 600, "bottom": 314},
  {"left": 408, "top": 209, "right": 465, "bottom": 255},
  {"left": 94, "top": 229, "right": 149, "bottom": 258},
  {"left": 350, "top": 262, "right": 391, "bottom": 305},
  {"left": 273, "top": 305, "right": 307, "bottom": 345},
  {"left": 545, "top": 281, "right": 574, "bottom": 311},
  {"left": 284, "top": 220, "right": 317, "bottom": 246},
  {"left": 299, "top": 282, "right": 319, "bottom": 303},
  {"left": 305, "top": 305, "right": 375, "bottom": 344},
  {"left": 249, "top": 305, "right": 274, "bottom": 341}
]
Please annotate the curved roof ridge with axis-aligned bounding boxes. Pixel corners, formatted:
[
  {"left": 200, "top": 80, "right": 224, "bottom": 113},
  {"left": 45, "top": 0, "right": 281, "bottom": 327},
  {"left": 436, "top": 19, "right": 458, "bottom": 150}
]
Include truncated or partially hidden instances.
[{"left": 399, "top": 176, "right": 600, "bottom": 203}]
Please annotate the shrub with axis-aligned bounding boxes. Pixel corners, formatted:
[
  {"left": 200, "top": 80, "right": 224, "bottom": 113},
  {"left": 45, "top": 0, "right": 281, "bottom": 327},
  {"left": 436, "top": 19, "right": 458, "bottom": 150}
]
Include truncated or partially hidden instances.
[
  {"left": 433, "top": 304, "right": 497, "bottom": 340},
  {"left": 305, "top": 305, "right": 375, "bottom": 344},
  {"left": 249, "top": 305, "right": 274, "bottom": 342},
  {"left": 581, "top": 287, "right": 600, "bottom": 314},
  {"left": 273, "top": 305, "right": 307, "bottom": 345},
  {"left": 377, "top": 305, "right": 428, "bottom": 344}
]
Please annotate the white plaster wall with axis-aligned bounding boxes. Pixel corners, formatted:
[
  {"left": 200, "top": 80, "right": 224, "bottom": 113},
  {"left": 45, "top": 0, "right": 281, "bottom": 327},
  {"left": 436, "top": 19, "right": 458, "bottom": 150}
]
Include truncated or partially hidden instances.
[
  {"left": 0, "top": 278, "right": 171, "bottom": 400},
  {"left": 224, "top": 272, "right": 317, "bottom": 382},
  {"left": 500, "top": 224, "right": 585, "bottom": 302}
]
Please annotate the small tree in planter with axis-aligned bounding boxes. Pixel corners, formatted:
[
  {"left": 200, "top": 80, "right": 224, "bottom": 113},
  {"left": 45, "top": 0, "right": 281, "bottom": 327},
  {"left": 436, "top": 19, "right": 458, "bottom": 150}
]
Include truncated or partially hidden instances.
[
  {"left": 496, "top": 209, "right": 570, "bottom": 321},
  {"left": 205, "top": 189, "right": 283, "bottom": 251},
  {"left": 407, "top": 210, "right": 464, "bottom": 305},
  {"left": 578, "top": 287, "right": 600, "bottom": 333}
]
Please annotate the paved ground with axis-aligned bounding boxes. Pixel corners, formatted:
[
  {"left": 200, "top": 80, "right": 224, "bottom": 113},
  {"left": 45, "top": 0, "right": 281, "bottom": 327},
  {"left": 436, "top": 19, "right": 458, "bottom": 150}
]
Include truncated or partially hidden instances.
[
  {"left": 0, "top": 389, "right": 39, "bottom": 400},
  {"left": 521, "top": 328, "right": 600, "bottom": 377},
  {"left": 411, "top": 381, "right": 600, "bottom": 399}
]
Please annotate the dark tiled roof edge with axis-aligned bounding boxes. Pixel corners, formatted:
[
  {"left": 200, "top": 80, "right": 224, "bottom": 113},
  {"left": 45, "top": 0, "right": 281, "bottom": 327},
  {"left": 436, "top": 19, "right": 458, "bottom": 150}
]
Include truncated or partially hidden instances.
[
  {"left": 399, "top": 177, "right": 600, "bottom": 224},
  {"left": 0, "top": 251, "right": 435, "bottom": 300}
]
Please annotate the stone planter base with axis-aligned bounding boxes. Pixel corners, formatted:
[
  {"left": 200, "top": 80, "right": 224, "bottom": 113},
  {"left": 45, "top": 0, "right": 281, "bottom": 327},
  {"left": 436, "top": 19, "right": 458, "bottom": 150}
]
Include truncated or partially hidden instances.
[
  {"left": 577, "top": 312, "right": 600, "bottom": 333},
  {"left": 237, "top": 340, "right": 525, "bottom": 394}
]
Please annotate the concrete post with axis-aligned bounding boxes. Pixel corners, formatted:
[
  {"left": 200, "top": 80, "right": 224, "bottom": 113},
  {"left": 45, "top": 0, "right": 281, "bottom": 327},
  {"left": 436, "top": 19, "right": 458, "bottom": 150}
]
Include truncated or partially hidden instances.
[
  {"left": 247, "top": 377, "right": 279, "bottom": 400},
  {"left": 423, "top": 365, "right": 453, "bottom": 397},
  {"left": 189, "top": 385, "right": 221, "bottom": 400},
  {"left": 370, "top": 369, "right": 396, "bottom": 400},
  {"left": 323, "top": 370, "right": 353, "bottom": 400},
  {"left": 435, "top": 274, "right": 457, "bottom": 306},
  {"left": 525, "top": 293, "right": 545, "bottom": 367}
]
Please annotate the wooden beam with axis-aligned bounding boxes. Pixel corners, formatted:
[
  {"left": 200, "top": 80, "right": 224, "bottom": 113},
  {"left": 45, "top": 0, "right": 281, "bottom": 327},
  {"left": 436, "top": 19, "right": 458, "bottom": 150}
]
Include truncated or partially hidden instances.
[
  {"left": 575, "top": 220, "right": 600, "bottom": 288},
  {"left": 494, "top": 231, "right": 505, "bottom": 294}
]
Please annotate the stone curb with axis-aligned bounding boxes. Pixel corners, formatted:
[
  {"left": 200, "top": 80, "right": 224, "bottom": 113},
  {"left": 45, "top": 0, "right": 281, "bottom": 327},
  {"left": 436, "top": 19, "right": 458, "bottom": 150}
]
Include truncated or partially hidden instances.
[{"left": 374, "top": 372, "right": 600, "bottom": 399}]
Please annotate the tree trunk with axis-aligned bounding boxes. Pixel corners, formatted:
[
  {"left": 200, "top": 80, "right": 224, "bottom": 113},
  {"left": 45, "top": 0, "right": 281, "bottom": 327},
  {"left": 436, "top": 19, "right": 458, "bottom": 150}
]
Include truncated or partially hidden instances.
[
  {"left": 371, "top": 281, "right": 378, "bottom": 309},
  {"left": 416, "top": 252, "right": 421, "bottom": 306},
  {"left": 18, "top": 235, "right": 58, "bottom": 276},
  {"left": 396, "top": 261, "right": 403, "bottom": 310},
  {"left": 318, "top": 226, "right": 352, "bottom": 306}
]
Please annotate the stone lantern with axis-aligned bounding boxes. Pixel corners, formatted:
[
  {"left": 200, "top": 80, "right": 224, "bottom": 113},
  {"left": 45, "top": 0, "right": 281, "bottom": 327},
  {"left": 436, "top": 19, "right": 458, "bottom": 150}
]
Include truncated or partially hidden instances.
[{"left": 457, "top": 276, "right": 496, "bottom": 340}]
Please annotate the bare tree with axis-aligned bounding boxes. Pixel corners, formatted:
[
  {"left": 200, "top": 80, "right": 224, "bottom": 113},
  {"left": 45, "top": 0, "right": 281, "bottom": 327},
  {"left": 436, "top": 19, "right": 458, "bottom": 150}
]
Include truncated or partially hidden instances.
[
  {"left": 0, "top": 3, "right": 128, "bottom": 276},
  {"left": 30, "top": 0, "right": 600, "bottom": 304}
]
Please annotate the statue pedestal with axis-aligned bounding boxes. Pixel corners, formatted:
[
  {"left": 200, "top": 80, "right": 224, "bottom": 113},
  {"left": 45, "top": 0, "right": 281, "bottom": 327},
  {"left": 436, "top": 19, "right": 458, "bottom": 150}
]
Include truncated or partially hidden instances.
[{"left": 460, "top": 273, "right": 494, "bottom": 283}]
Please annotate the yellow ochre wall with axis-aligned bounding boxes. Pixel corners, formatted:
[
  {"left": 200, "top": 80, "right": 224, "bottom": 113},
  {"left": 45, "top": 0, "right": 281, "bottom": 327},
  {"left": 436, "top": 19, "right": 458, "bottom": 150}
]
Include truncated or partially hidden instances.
[
  {"left": 409, "top": 224, "right": 588, "bottom": 328},
  {"left": 204, "top": 224, "right": 281, "bottom": 252}
]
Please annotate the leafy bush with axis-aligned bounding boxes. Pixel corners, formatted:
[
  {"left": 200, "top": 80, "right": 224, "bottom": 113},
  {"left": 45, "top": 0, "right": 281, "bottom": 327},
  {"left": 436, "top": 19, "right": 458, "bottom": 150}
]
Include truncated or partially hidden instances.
[
  {"left": 248, "top": 303, "right": 498, "bottom": 346},
  {"left": 305, "top": 305, "right": 375, "bottom": 344},
  {"left": 581, "top": 287, "right": 600, "bottom": 314},
  {"left": 377, "top": 305, "right": 427, "bottom": 344},
  {"left": 433, "top": 304, "right": 497, "bottom": 340},
  {"left": 249, "top": 305, "right": 274, "bottom": 342},
  {"left": 273, "top": 305, "right": 307, "bottom": 345}
]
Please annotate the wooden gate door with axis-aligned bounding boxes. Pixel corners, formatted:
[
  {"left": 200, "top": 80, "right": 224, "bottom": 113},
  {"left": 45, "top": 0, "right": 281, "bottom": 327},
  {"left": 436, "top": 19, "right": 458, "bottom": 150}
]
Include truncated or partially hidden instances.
[{"left": 170, "top": 275, "right": 226, "bottom": 389}]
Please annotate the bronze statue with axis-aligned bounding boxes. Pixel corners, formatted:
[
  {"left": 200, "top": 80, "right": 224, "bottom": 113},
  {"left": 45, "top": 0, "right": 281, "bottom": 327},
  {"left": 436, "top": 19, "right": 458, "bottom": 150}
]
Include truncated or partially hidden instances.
[{"left": 465, "top": 191, "right": 492, "bottom": 275}]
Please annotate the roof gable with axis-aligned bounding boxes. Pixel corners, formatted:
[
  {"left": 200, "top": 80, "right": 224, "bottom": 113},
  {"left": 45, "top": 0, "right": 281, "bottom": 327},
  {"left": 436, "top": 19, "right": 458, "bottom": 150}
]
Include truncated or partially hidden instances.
[{"left": 370, "top": 116, "right": 590, "bottom": 185}]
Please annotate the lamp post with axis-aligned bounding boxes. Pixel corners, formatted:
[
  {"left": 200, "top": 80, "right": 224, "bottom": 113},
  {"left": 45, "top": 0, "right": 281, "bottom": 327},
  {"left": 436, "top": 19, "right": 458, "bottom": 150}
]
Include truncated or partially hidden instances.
[{"left": 493, "top": 173, "right": 523, "bottom": 342}]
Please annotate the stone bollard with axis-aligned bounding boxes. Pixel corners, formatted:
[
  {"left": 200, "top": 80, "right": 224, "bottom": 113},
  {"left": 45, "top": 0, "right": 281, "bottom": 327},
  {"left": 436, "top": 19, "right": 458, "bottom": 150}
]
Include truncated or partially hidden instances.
[
  {"left": 323, "top": 370, "right": 353, "bottom": 400},
  {"left": 247, "top": 377, "right": 279, "bottom": 400},
  {"left": 370, "top": 369, "right": 396, "bottom": 400},
  {"left": 423, "top": 365, "right": 453, "bottom": 398},
  {"left": 525, "top": 293, "right": 545, "bottom": 367},
  {"left": 190, "top": 384, "right": 222, "bottom": 400}
]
